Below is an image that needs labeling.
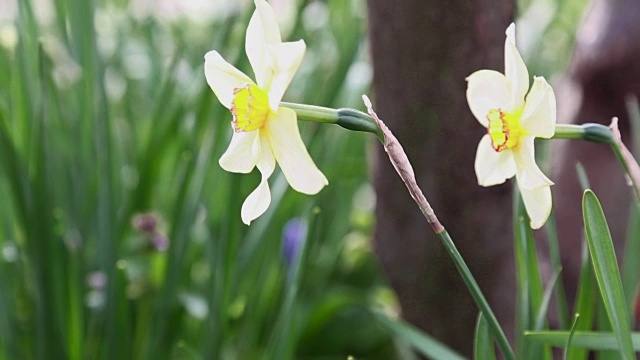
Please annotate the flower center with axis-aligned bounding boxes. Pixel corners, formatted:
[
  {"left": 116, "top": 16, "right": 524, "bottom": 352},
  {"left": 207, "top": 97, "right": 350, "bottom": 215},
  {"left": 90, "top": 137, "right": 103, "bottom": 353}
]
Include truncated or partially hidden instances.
[
  {"left": 231, "top": 84, "right": 271, "bottom": 132},
  {"left": 487, "top": 109, "right": 522, "bottom": 152}
]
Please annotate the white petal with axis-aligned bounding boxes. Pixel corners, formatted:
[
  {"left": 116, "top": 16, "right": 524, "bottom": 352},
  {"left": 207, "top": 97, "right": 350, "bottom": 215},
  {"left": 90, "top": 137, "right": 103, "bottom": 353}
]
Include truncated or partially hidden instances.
[
  {"left": 266, "top": 40, "right": 306, "bottom": 109},
  {"left": 204, "top": 51, "right": 253, "bottom": 109},
  {"left": 474, "top": 135, "right": 517, "bottom": 186},
  {"left": 504, "top": 23, "right": 529, "bottom": 110},
  {"left": 266, "top": 107, "right": 328, "bottom": 194},
  {"left": 241, "top": 178, "right": 271, "bottom": 225},
  {"left": 246, "top": 0, "right": 282, "bottom": 88},
  {"left": 219, "top": 130, "right": 259, "bottom": 173},
  {"left": 519, "top": 184, "right": 552, "bottom": 229},
  {"left": 520, "top": 76, "right": 556, "bottom": 138},
  {"left": 466, "top": 70, "right": 511, "bottom": 127},
  {"left": 239, "top": 131, "right": 276, "bottom": 225},
  {"left": 256, "top": 130, "right": 276, "bottom": 178},
  {"left": 513, "top": 137, "right": 554, "bottom": 190}
]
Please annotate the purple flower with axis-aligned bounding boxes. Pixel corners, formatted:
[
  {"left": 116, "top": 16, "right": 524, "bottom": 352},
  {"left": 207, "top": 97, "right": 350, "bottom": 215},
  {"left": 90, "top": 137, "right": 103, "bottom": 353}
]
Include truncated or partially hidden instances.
[
  {"left": 282, "top": 218, "right": 307, "bottom": 265},
  {"left": 131, "top": 212, "right": 170, "bottom": 252},
  {"left": 86, "top": 271, "right": 107, "bottom": 290},
  {"left": 151, "top": 233, "right": 169, "bottom": 252},
  {"left": 132, "top": 213, "right": 158, "bottom": 234}
]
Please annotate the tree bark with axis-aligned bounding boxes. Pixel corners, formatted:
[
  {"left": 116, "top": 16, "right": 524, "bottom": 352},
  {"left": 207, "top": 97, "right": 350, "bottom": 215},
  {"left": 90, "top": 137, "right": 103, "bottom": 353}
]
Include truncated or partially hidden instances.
[{"left": 368, "top": 0, "right": 514, "bottom": 355}]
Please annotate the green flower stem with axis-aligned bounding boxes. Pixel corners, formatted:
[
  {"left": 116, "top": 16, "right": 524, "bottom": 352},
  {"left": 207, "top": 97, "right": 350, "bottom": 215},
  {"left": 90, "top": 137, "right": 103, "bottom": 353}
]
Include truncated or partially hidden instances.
[
  {"left": 553, "top": 123, "right": 613, "bottom": 143},
  {"left": 552, "top": 124, "right": 585, "bottom": 140},
  {"left": 583, "top": 124, "right": 616, "bottom": 144},
  {"left": 361, "top": 95, "right": 517, "bottom": 360},
  {"left": 553, "top": 123, "right": 640, "bottom": 199},
  {"left": 336, "top": 108, "right": 384, "bottom": 139},
  {"left": 281, "top": 102, "right": 338, "bottom": 124},
  {"left": 282, "top": 102, "right": 383, "bottom": 140},
  {"left": 609, "top": 141, "right": 640, "bottom": 201}
]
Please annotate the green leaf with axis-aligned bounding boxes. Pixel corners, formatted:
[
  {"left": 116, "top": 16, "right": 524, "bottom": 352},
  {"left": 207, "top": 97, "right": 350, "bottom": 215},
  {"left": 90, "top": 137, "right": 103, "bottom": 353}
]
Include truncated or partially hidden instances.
[
  {"left": 474, "top": 313, "right": 497, "bottom": 360},
  {"left": 622, "top": 199, "right": 640, "bottom": 329},
  {"left": 534, "top": 268, "right": 562, "bottom": 332},
  {"left": 575, "top": 163, "right": 591, "bottom": 190},
  {"left": 374, "top": 313, "right": 466, "bottom": 360},
  {"left": 567, "top": 245, "right": 597, "bottom": 360},
  {"left": 526, "top": 331, "right": 640, "bottom": 351},
  {"left": 582, "top": 190, "right": 635, "bottom": 359},
  {"left": 513, "top": 189, "right": 551, "bottom": 360},
  {"left": 566, "top": 163, "right": 598, "bottom": 360},
  {"left": 564, "top": 314, "right": 580, "bottom": 360},
  {"left": 544, "top": 214, "right": 570, "bottom": 330},
  {"left": 514, "top": 214, "right": 531, "bottom": 357}
]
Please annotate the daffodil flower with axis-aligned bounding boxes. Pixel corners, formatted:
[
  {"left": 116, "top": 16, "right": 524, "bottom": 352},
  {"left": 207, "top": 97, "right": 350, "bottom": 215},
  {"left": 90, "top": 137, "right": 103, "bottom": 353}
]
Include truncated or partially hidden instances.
[
  {"left": 204, "top": 0, "right": 328, "bottom": 225},
  {"left": 466, "top": 23, "right": 556, "bottom": 229}
]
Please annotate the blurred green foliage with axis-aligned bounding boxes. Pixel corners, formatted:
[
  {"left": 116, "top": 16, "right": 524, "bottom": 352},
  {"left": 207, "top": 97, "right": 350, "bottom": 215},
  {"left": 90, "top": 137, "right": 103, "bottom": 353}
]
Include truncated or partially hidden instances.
[
  {"left": 516, "top": 0, "right": 587, "bottom": 79},
  {"left": 0, "top": 0, "right": 404, "bottom": 359}
]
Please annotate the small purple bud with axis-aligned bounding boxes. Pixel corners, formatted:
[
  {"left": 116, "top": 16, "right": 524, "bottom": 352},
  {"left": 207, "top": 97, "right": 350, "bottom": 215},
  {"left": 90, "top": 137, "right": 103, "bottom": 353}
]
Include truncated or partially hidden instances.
[
  {"left": 282, "top": 218, "right": 307, "bottom": 265},
  {"left": 151, "top": 233, "right": 169, "bottom": 252},
  {"left": 87, "top": 271, "right": 107, "bottom": 290},
  {"left": 132, "top": 213, "right": 157, "bottom": 234}
]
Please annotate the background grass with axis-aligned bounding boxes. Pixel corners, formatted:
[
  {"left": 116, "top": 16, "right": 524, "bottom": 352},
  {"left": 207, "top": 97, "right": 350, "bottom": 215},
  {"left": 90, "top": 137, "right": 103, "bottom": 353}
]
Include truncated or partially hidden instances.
[{"left": 0, "top": 0, "right": 400, "bottom": 359}]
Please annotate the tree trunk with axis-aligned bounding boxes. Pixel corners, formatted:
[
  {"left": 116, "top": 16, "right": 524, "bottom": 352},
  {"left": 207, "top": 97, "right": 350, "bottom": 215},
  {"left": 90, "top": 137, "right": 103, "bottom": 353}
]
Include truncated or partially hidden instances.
[{"left": 368, "top": 0, "right": 514, "bottom": 355}]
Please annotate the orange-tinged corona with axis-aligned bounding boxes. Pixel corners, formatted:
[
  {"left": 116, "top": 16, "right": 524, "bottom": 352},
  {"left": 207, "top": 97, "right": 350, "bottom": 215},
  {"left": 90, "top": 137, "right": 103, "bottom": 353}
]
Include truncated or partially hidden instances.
[
  {"left": 487, "top": 109, "right": 523, "bottom": 152},
  {"left": 231, "top": 84, "right": 271, "bottom": 132}
]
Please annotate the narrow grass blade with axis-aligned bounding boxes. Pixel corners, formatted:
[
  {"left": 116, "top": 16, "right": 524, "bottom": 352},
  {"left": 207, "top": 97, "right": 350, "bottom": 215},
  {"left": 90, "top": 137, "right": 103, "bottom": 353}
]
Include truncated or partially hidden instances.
[
  {"left": 374, "top": 312, "right": 467, "bottom": 360},
  {"left": 566, "top": 158, "right": 598, "bottom": 360},
  {"left": 474, "top": 313, "right": 497, "bottom": 360},
  {"left": 534, "top": 268, "right": 562, "bottom": 332},
  {"left": 526, "top": 331, "right": 640, "bottom": 351},
  {"left": 545, "top": 213, "right": 570, "bottom": 329},
  {"left": 567, "top": 244, "right": 597, "bottom": 360},
  {"left": 564, "top": 314, "right": 580, "bottom": 360},
  {"left": 622, "top": 203, "right": 640, "bottom": 329},
  {"left": 514, "top": 214, "right": 531, "bottom": 358},
  {"left": 575, "top": 163, "right": 590, "bottom": 190},
  {"left": 582, "top": 190, "right": 635, "bottom": 359},
  {"left": 596, "top": 304, "right": 620, "bottom": 360},
  {"left": 514, "top": 190, "right": 551, "bottom": 360}
]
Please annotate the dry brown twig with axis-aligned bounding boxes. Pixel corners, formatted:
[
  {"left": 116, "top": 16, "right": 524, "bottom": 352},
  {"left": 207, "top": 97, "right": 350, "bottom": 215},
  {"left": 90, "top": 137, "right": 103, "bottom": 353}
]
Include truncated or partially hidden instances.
[{"left": 362, "top": 95, "right": 445, "bottom": 233}]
